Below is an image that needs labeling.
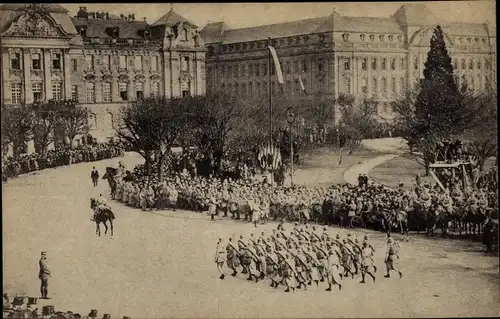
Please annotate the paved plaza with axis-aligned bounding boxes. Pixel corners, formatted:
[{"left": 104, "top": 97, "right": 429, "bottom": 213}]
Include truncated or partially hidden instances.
[{"left": 2, "top": 150, "right": 499, "bottom": 318}]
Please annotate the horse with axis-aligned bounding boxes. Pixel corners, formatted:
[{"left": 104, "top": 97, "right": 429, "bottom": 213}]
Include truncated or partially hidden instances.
[
  {"left": 90, "top": 198, "right": 115, "bottom": 236},
  {"left": 102, "top": 167, "right": 118, "bottom": 199}
]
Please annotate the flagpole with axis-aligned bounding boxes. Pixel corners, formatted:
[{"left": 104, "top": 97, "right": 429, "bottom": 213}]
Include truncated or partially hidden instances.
[
  {"left": 268, "top": 37, "right": 272, "bottom": 145},
  {"left": 268, "top": 37, "right": 274, "bottom": 186}
]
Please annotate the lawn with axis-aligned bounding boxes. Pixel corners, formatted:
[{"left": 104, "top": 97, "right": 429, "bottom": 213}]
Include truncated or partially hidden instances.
[
  {"left": 370, "top": 153, "right": 497, "bottom": 189},
  {"left": 291, "top": 146, "right": 380, "bottom": 187}
]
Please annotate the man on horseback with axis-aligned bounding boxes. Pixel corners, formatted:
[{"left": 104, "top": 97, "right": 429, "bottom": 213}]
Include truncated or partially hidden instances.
[{"left": 91, "top": 194, "right": 111, "bottom": 221}]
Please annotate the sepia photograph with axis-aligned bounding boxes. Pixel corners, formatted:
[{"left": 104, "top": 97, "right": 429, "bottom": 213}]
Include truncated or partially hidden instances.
[{"left": 1, "top": 1, "right": 498, "bottom": 318}]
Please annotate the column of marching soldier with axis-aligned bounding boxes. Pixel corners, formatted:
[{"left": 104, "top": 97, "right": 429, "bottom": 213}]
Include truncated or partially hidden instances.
[{"left": 215, "top": 223, "right": 403, "bottom": 292}]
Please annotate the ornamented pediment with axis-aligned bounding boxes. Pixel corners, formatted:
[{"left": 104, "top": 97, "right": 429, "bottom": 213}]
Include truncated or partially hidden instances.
[
  {"left": 51, "top": 73, "right": 63, "bottom": 81},
  {"left": 10, "top": 74, "right": 22, "bottom": 83},
  {"left": 84, "top": 74, "right": 96, "bottom": 82},
  {"left": 150, "top": 74, "right": 161, "bottom": 81},
  {"left": 135, "top": 75, "right": 146, "bottom": 82},
  {"left": 118, "top": 74, "right": 129, "bottom": 82},
  {"left": 3, "top": 11, "right": 68, "bottom": 38},
  {"left": 102, "top": 74, "right": 113, "bottom": 82},
  {"left": 31, "top": 74, "right": 43, "bottom": 82}
]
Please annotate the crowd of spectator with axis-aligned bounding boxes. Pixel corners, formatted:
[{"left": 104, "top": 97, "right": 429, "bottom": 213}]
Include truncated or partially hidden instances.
[{"left": 2, "top": 142, "right": 124, "bottom": 182}]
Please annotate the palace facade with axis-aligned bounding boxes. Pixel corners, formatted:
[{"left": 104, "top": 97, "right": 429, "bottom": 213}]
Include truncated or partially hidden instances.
[
  {"left": 201, "top": 4, "right": 496, "bottom": 122},
  {"left": 0, "top": 4, "right": 206, "bottom": 141}
]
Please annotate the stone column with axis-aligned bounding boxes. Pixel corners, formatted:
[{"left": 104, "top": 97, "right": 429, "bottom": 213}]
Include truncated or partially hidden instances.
[
  {"left": 43, "top": 49, "right": 52, "bottom": 101},
  {"left": 333, "top": 54, "right": 339, "bottom": 98},
  {"left": 367, "top": 55, "right": 372, "bottom": 96},
  {"left": 128, "top": 78, "right": 135, "bottom": 101},
  {"left": 112, "top": 77, "right": 120, "bottom": 102},
  {"left": 95, "top": 78, "right": 102, "bottom": 103},
  {"left": 23, "top": 49, "right": 33, "bottom": 104},
  {"left": 2, "top": 49, "right": 11, "bottom": 104},
  {"left": 63, "top": 49, "right": 72, "bottom": 99}
]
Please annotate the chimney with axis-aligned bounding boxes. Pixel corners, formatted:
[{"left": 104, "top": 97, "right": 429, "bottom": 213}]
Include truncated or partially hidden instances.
[
  {"left": 143, "top": 17, "right": 147, "bottom": 22},
  {"left": 131, "top": 14, "right": 135, "bottom": 21}
]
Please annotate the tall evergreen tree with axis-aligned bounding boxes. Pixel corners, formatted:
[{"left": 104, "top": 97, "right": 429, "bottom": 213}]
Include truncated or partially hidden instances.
[{"left": 415, "top": 25, "right": 465, "bottom": 139}]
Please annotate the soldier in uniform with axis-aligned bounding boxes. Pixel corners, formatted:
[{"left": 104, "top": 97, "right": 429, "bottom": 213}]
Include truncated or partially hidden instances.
[
  {"left": 325, "top": 246, "right": 342, "bottom": 291},
  {"left": 226, "top": 237, "right": 240, "bottom": 277},
  {"left": 215, "top": 238, "right": 227, "bottom": 280},
  {"left": 38, "top": 251, "right": 51, "bottom": 299},
  {"left": 360, "top": 241, "right": 376, "bottom": 283},
  {"left": 384, "top": 237, "right": 403, "bottom": 279}
]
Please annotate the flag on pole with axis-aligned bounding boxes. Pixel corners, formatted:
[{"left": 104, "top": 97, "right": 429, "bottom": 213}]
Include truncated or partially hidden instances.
[
  {"left": 268, "top": 46, "right": 284, "bottom": 84},
  {"left": 298, "top": 74, "right": 308, "bottom": 95}
]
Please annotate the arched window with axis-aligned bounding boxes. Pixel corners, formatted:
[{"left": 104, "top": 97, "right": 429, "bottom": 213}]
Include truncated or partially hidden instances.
[
  {"left": 151, "top": 82, "right": 159, "bottom": 97},
  {"left": 119, "top": 82, "right": 128, "bottom": 100},
  {"left": 10, "top": 83, "right": 22, "bottom": 104},
  {"left": 86, "top": 82, "right": 95, "bottom": 103},
  {"left": 372, "top": 77, "right": 378, "bottom": 94},
  {"left": 381, "top": 77, "right": 387, "bottom": 94},
  {"left": 184, "top": 29, "right": 189, "bottom": 41},
  {"left": 102, "top": 82, "right": 112, "bottom": 102},
  {"left": 360, "top": 34, "right": 365, "bottom": 41}
]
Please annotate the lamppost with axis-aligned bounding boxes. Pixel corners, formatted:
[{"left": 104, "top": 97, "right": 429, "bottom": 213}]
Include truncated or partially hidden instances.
[{"left": 286, "top": 106, "right": 296, "bottom": 187}]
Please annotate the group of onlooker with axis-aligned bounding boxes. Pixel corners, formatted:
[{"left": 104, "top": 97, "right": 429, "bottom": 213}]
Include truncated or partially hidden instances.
[{"left": 2, "top": 142, "right": 124, "bottom": 182}]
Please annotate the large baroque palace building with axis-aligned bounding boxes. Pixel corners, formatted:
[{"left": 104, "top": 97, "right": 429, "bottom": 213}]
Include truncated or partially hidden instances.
[
  {"left": 0, "top": 4, "right": 205, "bottom": 140},
  {"left": 201, "top": 4, "right": 496, "bottom": 122}
]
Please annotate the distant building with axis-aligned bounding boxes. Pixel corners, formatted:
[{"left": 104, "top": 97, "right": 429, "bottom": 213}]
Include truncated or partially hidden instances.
[
  {"left": 0, "top": 4, "right": 205, "bottom": 144},
  {"left": 201, "top": 4, "right": 496, "bottom": 123}
]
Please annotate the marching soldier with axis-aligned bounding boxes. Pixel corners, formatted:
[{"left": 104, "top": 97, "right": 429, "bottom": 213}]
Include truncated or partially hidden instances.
[
  {"left": 360, "top": 241, "right": 376, "bottom": 284},
  {"left": 384, "top": 237, "right": 403, "bottom": 279},
  {"left": 325, "top": 246, "right": 342, "bottom": 291},
  {"left": 226, "top": 237, "right": 240, "bottom": 277}
]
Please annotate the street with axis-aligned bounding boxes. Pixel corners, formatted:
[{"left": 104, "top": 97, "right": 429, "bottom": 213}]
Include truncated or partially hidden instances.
[{"left": 2, "top": 152, "right": 499, "bottom": 318}]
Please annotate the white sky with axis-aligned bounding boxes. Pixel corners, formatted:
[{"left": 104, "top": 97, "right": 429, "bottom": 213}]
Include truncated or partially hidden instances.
[{"left": 63, "top": 1, "right": 496, "bottom": 29}]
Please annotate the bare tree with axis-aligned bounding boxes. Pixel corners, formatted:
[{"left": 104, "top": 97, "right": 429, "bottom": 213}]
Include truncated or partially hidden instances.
[
  {"left": 337, "top": 95, "right": 380, "bottom": 163},
  {"left": 61, "top": 106, "right": 91, "bottom": 147},
  {"left": 115, "top": 97, "right": 187, "bottom": 182},
  {"left": 1, "top": 104, "right": 34, "bottom": 158}
]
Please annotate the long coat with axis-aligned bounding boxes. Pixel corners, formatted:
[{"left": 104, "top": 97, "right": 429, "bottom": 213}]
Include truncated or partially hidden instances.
[{"left": 38, "top": 258, "right": 50, "bottom": 280}]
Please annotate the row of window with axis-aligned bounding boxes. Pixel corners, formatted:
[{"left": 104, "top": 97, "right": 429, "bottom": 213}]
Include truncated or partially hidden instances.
[
  {"left": 348, "top": 57, "right": 406, "bottom": 71},
  {"left": 81, "top": 55, "right": 164, "bottom": 72},
  {"left": 345, "top": 77, "right": 406, "bottom": 95},
  {"left": 10, "top": 52, "right": 62, "bottom": 71},
  {"left": 218, "top": 59, "right": 322, "bottom": 79},
  {"left": 220, "top": 79, "right": 310, "bottom": 97},
  {"left": 413, "top": 57, "right": 493, "bottom": 71},
  {"left": 10, "top": 82, "right": 63, "bottom": 104},
  {"left": 220, "top": 35, "right": 316, "bottom": 53},
  {"left": 9, "top": 81, "right": 161, "bottom": 104},
  {"left": 84, "top": 81, "right": 160, "bottom": 103},
  {"left": 343, "top": 33, "right": 403, "bottom": 43}
]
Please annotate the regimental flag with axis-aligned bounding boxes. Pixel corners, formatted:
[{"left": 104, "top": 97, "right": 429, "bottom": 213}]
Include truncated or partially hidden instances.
[
  {"left": 298, "top": 74, "right": 308, "bottom": 95},
  {"left": 268, "top": 46, "right": 284, "bottom": 84},
  {"left": 258, "top": 141, "right": 282, "bottom": 171}
]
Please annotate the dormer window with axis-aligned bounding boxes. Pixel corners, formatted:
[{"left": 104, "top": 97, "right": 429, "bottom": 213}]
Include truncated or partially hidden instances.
[
  {"left": 467, "top": 37, "right": 471, "bottom": 43},
  {"left": 279, "top": 39, "right": 285, "bottom": 46},
  {"left": 482, "top": 38, "right": 487, "bottom": 43},
  {"left": 397, "top": 35, "right": 402, "bottom": 42},
  {"left": 319, "top": 34, "right": 325, "bottom": 43},
  {"left": 474, "top": 38, "right": 479, "bottom": 44},
  {"left": 78, "top": 26, "right": 87, "bottom": 37},
  {"left": 288, "top": 38, "right": 292, "bottom": 45},
  {"left": 243, "top": 43, "right": 247, "bottom": 50},
  {"left": 379, "top": 35, "right": 384, "bottom": 42},
  {"left": 303, "top": 36, "right": 309, "bottom": 43},
  {"left": 295, "top": 37, "right": 300, "bottom": 44},
  {"left": 249, "top": 43, "right": 254, "bottom": 49},
  {"left": 183, "top": 29, "right": 189, "bottom": 41},
  {"left": 360, "top": 34, "right": 365, "bottom": 41},
  {"left": 342, "top": 33, "right": 349, "bottom": 41},
  {"left": 369, "top": 34, "right": 375, "bottom": 41},
  {"left": 388, "top": 35, "right": 394, "bottom": 42},
  {"left": 459, "top": 37, "right": 464, "bottom": 43},
  {"left": 256, "top": 42, "right": 262, "bottom": 48}
]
